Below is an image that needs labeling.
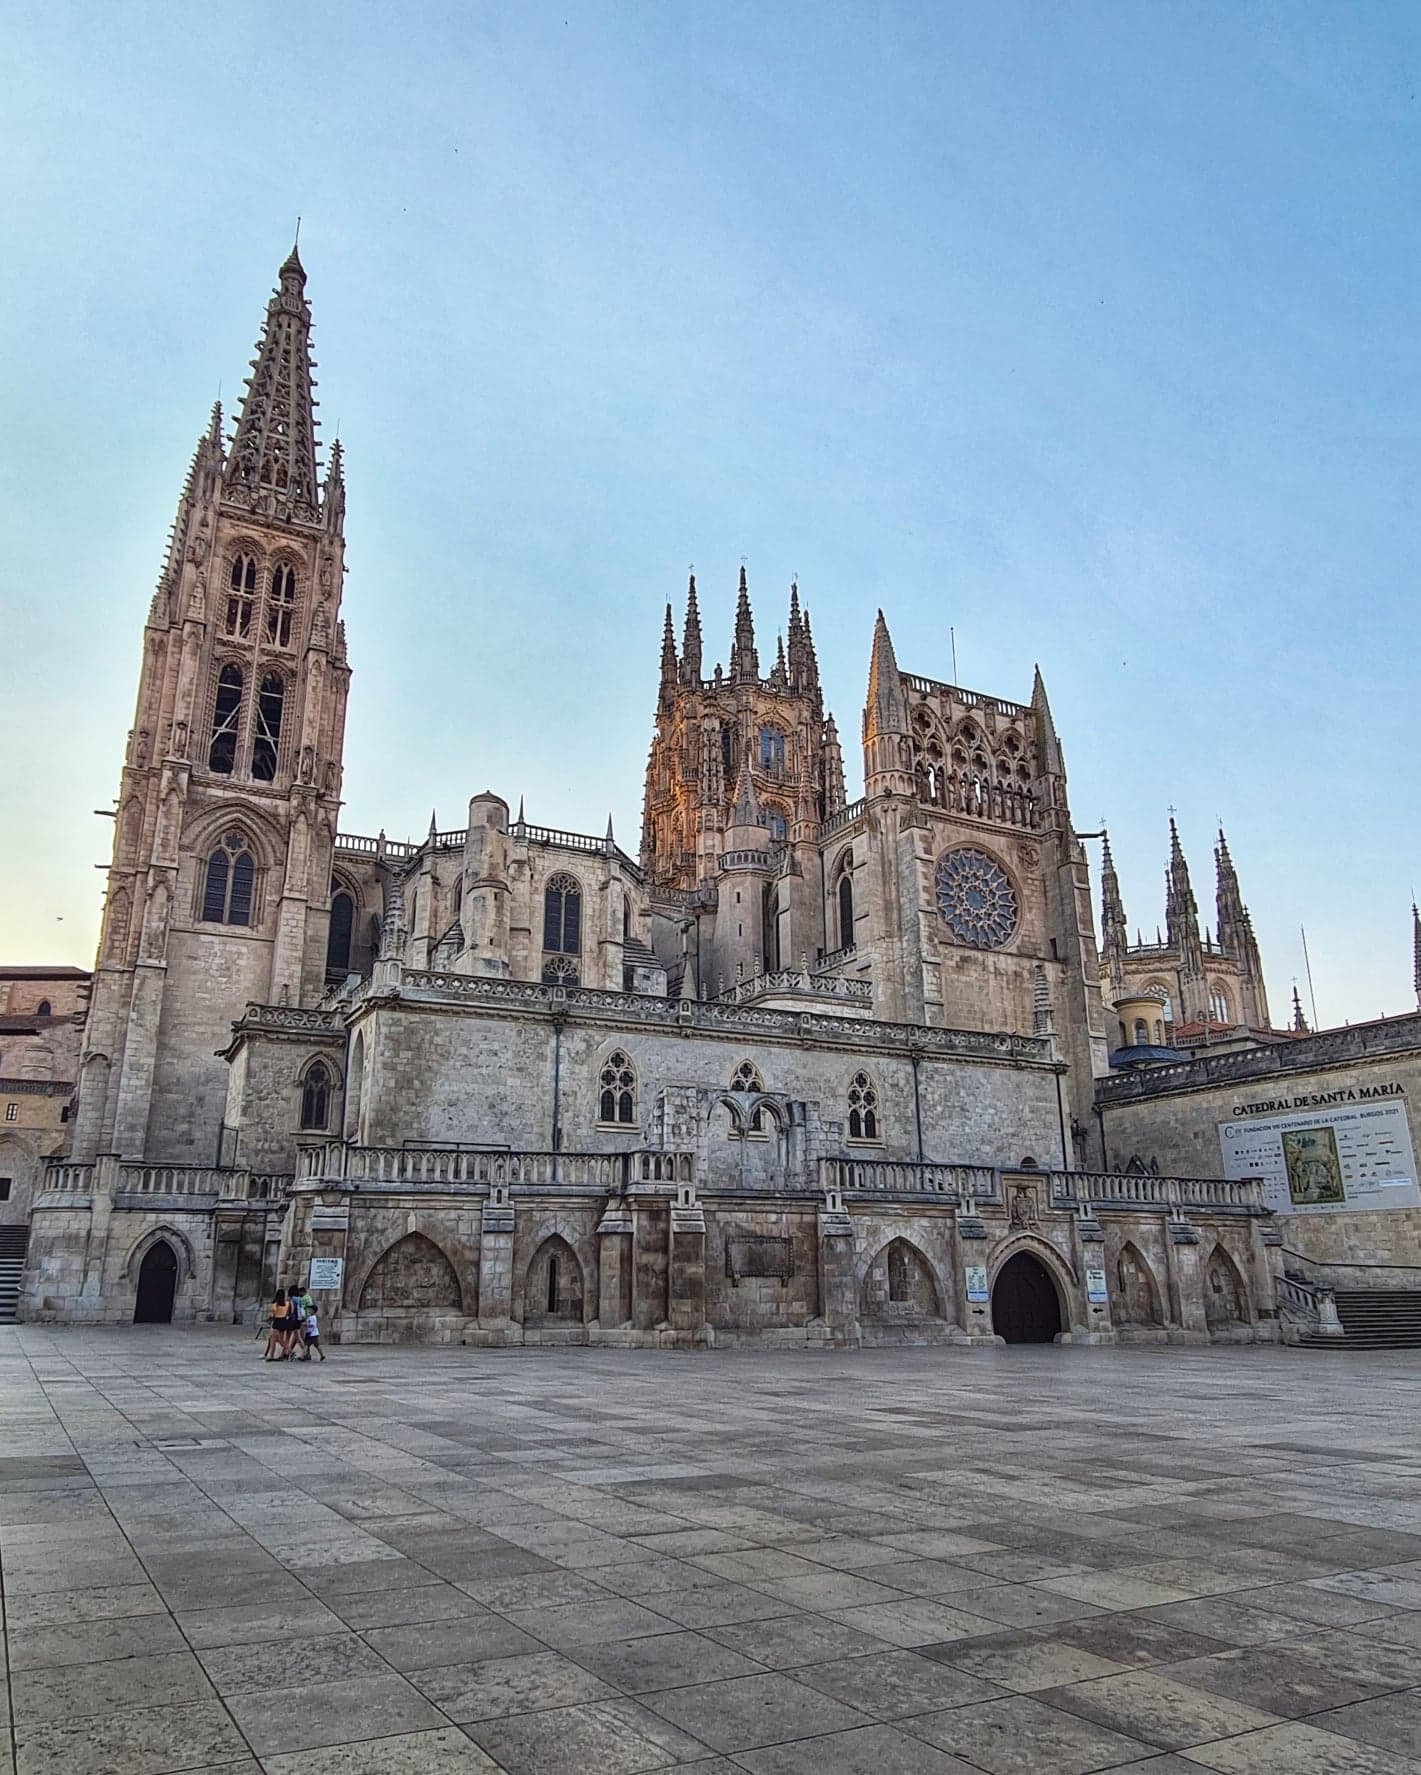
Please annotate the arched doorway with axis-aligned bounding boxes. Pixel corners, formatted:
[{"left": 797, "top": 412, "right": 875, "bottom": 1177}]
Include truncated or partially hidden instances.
[
  {"left": 992, "top": 1251, "right": 1061, "bottom": 1344},
  {"left": 134, "top": 1241, "right": 178, "bottom": 1324}
]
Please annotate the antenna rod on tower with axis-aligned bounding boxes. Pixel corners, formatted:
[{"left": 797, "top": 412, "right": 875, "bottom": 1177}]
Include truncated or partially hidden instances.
[
  {"left": 950, "top": 626, "right": 958, "bottom": 683},
  {"left": 1301, "top": 924, "right": 1320, "bottom": 1031}
]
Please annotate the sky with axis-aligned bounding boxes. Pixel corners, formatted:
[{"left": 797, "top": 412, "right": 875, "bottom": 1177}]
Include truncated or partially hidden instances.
[{"left": 1, "top": 1, "right": 1417, "bottom": 1028}]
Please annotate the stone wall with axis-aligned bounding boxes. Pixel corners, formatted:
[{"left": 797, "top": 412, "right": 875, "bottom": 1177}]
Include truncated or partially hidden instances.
[
  {"left": 343, "top": 988, "right": 1065, "bottom": 1177},
  {"left": 1097, "top": 1016, "right": 1421, "bottom": 1272}
]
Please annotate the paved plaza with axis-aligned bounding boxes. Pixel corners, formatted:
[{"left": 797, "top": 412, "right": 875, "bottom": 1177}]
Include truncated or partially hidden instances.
[{"left": 2, "top": 1334, "right": 1421, "bottom": 1774}]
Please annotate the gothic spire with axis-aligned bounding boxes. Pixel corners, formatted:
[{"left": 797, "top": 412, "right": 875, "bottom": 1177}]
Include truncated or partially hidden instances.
[
  {"left": 801, "top": 604, "right": 820, "bottom": 689},
  {"left": 1031, "top": 666, "right": 1064, "bottom": 776},
  {"left": 787, "top": 580, "right": 806, "bottom": 688},
  {"left": 223, "top": 245, "right": 321, "bottom": 522},
  {"left": 1100, "top": 828, "right": 1128, "bottom": 957},
  {"left": 729, "top": 565, "right": 759, "bottom": 683},
  {"left": 680, "top": 572, "right": 702, "bottom": 684},
  {"left": 1414, "top": 902, "right": 1421, "bottom": 1012},
  {"left": 320, "top": 436, "right": 345, "bottom": 538},
  {"left": 728, "top": 738, "right": 766, "bottom": 832},
  {"left": 659, "top": 602, "right": 678, "bottom": 704},
  {"left": 1292, "top": 983, "right": 1310, "bottom": 1033},
  {"left": 1215, "top": 825, "right": 1247, "bottom": 952},
  {"left": 1165, "top": 817, "right": 1201, "bottom": 951},
  {"left": 863, "top": 609, "right": 907, "bottom": 741},
  {"left": 152, "top": 401, "right": 226, "bottom": 623}
]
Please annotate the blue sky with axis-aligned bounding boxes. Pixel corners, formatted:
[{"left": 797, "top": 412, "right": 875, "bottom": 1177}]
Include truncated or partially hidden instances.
[{"left": 2, "top": 2, "right": 1417, "bottom": 1026}]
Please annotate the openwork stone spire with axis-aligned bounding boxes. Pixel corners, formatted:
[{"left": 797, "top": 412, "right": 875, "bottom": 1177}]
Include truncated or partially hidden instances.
[
  {"left": 729, "top": 566, "right": 758, "bottom": 683},
  {"left": 224, "top": 245, "right": 320, "bottom": 522},
  {"left": 1100, "top": 829, "right": 1128, "bottom": 957},
  {"left": 680, "top": 573, "right": 702, "bottom": 684},
  {"left": 1165, "top": 816, "right": 1200, "bottom": 948}
]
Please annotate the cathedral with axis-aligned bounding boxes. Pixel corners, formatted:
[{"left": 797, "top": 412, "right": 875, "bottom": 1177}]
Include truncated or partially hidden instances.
[{"left": 22, "top": 251, "right": 1283, "bottom": 1346}]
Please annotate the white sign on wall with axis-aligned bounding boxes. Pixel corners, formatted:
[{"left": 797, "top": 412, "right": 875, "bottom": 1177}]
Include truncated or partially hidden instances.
[
  {"left": 308, "top": 1258, "right": 344, "bottom": 1290},
  {"left": 964, "top": 1265, "right": 989, "bottom": 1303},
  {"left": 1086, "top": 1268, "right": 1108, "bottom": 1303},
  {"left": 1220, "top": 1095, "right": 1419, "bottom": 1216}
]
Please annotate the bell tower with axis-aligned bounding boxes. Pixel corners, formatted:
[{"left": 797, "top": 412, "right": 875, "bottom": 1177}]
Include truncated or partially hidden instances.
[{"left": 73, "top": 247, "right": 351, "bottom": 1163}]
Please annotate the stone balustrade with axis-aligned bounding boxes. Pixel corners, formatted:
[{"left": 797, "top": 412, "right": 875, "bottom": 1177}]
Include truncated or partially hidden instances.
[
  {"left": 301, "top": 1144, "right": 692, "bottom": 1191},
  {"left": 718, "top": 968, "right": 872, "bottom": 1007},
  {"left": 37, "top": 1158, "right": 291, "bottom": 1207},
  {"left": 1050, "top": 1169, "right": 1264, "bottom": 1212},
  {"left": 821, "top": 1156, "right": 1000, "bottom": 1201}
]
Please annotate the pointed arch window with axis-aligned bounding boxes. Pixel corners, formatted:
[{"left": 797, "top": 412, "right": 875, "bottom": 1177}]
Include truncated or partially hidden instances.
[
  {"left": 265, "top": 564, "right": 298, "bottom": 647},
  {"left": 326, "top": 891, "right": 354, "bottom": 978},
  {"left": 35, "top": 1000, "right": 51, "bottom": 1018},
  {"left": 1133, "top": 1018, "right": 1149, "bottom": 1045},
  {"left": 836, "top": 854, "right": 855, "bottom": 951},
  {"left": 250, "top": 674, "right": 285, "bottom": 781},
  {"left": 299, "top": 1060, "right": 332, "bottom": 1131},
  {"left": 225, "top": 555, "right": 257, "bottom": 637},
  {"left": 759, "top": 726, "right": 785, "bottom": 774},
  {"left": 1208, "top": 986, "right": 1233, "bottom": 1026},
  {"left": 208, "top": 665, "right": 243, "bottom": 774},
  {"left": 543, "top": 873, "right": 582, "bottom": 956},
  {"left": 201, "top": 832, "right": 255, "bottom": 927},
  {"left": 731, "top": 1059, "right": 765, "bottom": 1133},
  {"left": 848, "top": 1070, "right": 880, "bottom": 1141},
  {"left": 599, "top": 1050, "right": 636, "bottom": 1125},
  {"left": 765, "top": 807, "right": 787, "bottom": 842}
]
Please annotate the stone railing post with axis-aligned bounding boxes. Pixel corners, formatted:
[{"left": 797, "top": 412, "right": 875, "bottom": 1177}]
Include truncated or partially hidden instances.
[
  {"left": 476, "top": 1183, "right": 518, "bottom": 1340},
  {"left": 667, "top": 1183, "right": 707, "bottom": 1342},
  {"left": 815, "top": 1188, "right": 860, "bottom": 1347},
  {"left": 596, "top": 1195, "right": 635, "bottom": 1329}
]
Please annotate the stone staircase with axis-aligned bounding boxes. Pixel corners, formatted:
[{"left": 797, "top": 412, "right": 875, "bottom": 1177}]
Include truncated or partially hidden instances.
[
  {"left": 0, "top": 1225, "right": 29, "bottom": 1324},
  {"left": 1324, "top": 1288, "right": 1421, "bottom": 1350}
]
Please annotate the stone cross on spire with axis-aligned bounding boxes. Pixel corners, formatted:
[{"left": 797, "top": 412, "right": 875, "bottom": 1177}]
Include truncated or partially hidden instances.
[{"left": 224, "top": 243, "right": 321, "bottom": 522}]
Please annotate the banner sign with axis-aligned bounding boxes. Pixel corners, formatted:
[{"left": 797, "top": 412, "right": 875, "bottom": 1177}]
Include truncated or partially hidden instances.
[
  {"left": 308, "top": 1258, "right": 344, "bottom": 1290},
  {"left": 1220, "top": 1095, "right": 1419, "bottom": 1216}
]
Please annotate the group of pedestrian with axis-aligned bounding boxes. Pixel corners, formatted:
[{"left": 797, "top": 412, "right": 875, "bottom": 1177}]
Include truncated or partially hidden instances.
[{"left": 263, "top": 1286, "right": 325, "bottom": 1361}]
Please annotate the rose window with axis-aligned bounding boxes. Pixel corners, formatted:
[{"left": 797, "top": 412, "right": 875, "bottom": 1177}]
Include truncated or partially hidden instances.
[{"left": 934, "top": 848, "right": 1018, "bottom": 949}]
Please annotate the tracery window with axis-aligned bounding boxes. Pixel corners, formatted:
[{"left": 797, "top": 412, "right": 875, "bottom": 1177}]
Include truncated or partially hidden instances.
[
  {"left": 758, "top": 726, "right": 785, "bottom": 774},
  {"left": 250, "top": 674, "right": 285, "bottom": 781},
  {"left": 731, "top": 1059, "right": 765, "bottom": 1133},
  {"left": 1208, "top": 986, "right": 1232, "bottom": 1025},
  {"left": 599, "top": 1050, "right": 636, "bottom": 1124},
  {"left": 201, "top": 832, "right": 255, "bottom": 927},
  {"left": 847, "top": 1070, "right": 880, "bottom": 1140},
  {"left": 326, "top": 891, "right": 354, "bottom": 977},
  {"left": 765, "top": 808, "right": 787, "bottom": 842},
  {"left": 542, "top": 955, "right": 579, "bottom": 985},
  {"left": 836, "top": 858, "right": 855, "bottom": 951},
  {"left": 208, "top": 665, "right": 243, "bottom": 774},
  {"left": 299, "top": 1060, "right": 332, "bottom": 1130},
  {"left": 225, "top": 555, "right": 257, "bottom": 637},
  {"left": 543, "top": 873, "right": 582, "bottom": 956},
  {"left": 934, "top": 847, "right": 1018, "bottom": 950},
  {"left": 265, "top": 564, "right": 297, "bottom": 647}
]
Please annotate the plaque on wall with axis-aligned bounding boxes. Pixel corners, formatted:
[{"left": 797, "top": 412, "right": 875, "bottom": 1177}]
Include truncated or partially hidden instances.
[{"left": 726, "top": 1236, "right": 794, "bottom": 1283}]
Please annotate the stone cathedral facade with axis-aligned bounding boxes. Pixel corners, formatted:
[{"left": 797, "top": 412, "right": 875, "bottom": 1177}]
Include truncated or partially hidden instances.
[{"left": 23, "top": 254, "right": 1282, "bottom": 1347}]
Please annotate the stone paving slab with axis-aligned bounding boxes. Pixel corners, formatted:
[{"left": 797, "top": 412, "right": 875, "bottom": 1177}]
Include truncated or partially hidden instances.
[{"left": 5, "top": 1328, "right": 1421, "bottom": 1774}]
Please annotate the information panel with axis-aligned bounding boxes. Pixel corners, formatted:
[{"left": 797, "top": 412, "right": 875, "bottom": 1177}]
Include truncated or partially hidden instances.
[
  {"left": 1219, "top": 1094, "right": 1419, "bottom": 1216},
  {"left": 308, "top": 1257, "right": 345, "bottom": 1290}
]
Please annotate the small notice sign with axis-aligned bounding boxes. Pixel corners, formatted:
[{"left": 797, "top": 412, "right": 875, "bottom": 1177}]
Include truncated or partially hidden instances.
[
  {"left": 1086, "top": 1267, "right": 1108, "bottom": 1303},
  {"left": 964, "top": 1264, "right": 989, "bottom": 1303},
  {"left": 308, "top": 1258, "right": 344, "bottom": 1291}
]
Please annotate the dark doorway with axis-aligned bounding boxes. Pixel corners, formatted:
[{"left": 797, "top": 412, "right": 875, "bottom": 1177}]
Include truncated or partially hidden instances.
[
  {"left": 134, "top": 1241, "right": 178, "bottom": 1324},
  {"left": 992, "top": 1252, "right": 1061, "bottom": 1344}
]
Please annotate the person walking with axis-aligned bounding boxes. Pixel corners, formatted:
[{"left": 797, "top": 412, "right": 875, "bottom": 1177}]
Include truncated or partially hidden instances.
[
  {"left": 302, "top": 1301, "right": 326, "bottom": 1361},
  {"left": 263, "top": 1289, "right": 289, "bottom": 1361}
]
